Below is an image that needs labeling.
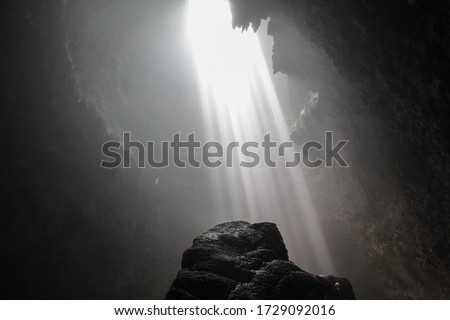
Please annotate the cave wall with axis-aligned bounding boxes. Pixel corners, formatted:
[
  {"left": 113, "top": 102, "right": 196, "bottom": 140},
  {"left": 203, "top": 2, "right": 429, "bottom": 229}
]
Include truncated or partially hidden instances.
[
  {"left": 228, "top": 0, "right": 450, "bottom": 298},
  {"left": 2, "top": 0, "right": 234, "bottom": 300},
  {"left": 2, "top": 0, "right": 188, "bottom": 299}
]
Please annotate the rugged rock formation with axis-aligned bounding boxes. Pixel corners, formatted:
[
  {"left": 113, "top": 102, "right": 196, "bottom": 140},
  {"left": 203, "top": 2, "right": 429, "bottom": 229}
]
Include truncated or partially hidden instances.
[{"left": 166, "top": 222, "right": 355, "bottom": 300}]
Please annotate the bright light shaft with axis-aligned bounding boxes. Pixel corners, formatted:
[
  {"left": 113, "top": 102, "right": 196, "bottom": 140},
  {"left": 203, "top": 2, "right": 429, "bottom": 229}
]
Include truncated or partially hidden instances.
[
  {"left": 188, "top": 0, "right": 255, "bottom": 115},
  {"left": 187, "top": 0, "right": 334, "bottom": 274}
]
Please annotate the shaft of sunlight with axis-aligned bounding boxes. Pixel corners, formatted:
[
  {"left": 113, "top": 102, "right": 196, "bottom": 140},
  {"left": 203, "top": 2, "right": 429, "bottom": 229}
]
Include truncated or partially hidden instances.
[{"left": 187, "top": 0, "right": 334, "bottom": 274}]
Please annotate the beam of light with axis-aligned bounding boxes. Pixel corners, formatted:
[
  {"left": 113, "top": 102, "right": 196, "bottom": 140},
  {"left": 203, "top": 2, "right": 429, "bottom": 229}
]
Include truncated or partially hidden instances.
[{"left": 187, "top": 0, "right": 334, "bottom": 274}]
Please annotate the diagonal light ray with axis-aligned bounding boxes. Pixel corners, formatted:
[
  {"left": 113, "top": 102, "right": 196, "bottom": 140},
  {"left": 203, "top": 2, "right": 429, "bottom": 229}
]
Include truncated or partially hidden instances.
[{"left": 187, "top": 0, "right": 334, "bottom": 274}]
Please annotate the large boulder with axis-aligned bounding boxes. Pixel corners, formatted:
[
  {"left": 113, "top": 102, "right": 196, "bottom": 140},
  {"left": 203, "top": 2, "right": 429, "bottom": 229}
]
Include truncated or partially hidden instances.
[{"left": 165, "top": 221, "right": 355, "bottom": 299}]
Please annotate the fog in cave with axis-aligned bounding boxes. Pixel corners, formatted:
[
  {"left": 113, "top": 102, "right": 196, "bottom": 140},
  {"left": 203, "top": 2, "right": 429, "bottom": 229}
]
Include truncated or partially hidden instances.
[{"left": 2, "top": 0, "right": 449, "bottom": 299}]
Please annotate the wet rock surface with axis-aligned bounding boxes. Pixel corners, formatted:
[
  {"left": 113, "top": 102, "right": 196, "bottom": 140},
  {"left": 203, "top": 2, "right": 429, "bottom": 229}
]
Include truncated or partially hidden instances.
[{"left": 166, "top": 222, "right": 355, "bottom": 299}]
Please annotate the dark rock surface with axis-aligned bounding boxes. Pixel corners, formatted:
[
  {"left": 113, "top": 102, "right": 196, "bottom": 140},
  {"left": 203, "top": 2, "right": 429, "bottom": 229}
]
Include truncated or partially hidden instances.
[{"left": 166, "top": 221, "right": 355, "bottom": 300}]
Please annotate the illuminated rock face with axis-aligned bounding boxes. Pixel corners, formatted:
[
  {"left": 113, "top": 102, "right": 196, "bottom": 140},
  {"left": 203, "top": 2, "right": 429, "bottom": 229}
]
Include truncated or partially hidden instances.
[{"left": 165, "top": 221, "right": 355, "bottom": 299}]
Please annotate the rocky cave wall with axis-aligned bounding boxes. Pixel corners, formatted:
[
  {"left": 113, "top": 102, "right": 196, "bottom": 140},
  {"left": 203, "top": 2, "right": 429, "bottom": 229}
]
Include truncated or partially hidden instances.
[
  {"left": 2, "top": 0, "right": 187, "bottom": 299},
  {"left": 228, "top": 0, "right": 450, "bottom": 298}
]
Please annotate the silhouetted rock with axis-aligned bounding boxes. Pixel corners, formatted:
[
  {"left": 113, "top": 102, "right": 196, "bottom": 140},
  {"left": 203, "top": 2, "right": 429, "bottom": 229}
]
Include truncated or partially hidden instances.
[{"left": 166, "top": 221, "right": 355, "bottom": 299}]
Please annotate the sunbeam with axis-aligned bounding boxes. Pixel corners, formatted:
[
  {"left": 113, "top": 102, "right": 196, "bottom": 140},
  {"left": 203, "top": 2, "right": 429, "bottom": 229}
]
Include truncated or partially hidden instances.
[{"left": 187, "top": 0, "right": 334, "bottom": 274}]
